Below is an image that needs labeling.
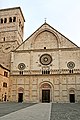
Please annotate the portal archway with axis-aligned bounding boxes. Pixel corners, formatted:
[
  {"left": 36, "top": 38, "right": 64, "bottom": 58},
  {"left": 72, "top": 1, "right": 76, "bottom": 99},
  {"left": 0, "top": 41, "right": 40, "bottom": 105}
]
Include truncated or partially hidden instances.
[
  {"left": 39, "top": 82, "right": 53, "bottom": 102},
  {"left": 69, "top": 89, "right": 75, "bottom": 103},
  {"left": 18, "top": 87, "right": 24, "bottom": 102}
]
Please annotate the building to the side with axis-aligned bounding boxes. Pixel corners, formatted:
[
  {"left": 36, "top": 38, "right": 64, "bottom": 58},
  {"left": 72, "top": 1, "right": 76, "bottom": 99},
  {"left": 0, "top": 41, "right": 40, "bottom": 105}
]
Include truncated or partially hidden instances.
[
  {"left": 0, "top": 7, "right": 80, "bottom": 103},
  {"left": 0, "top": 7, "right": 25, "bottom": 69},
  {"left": 0, "top": 64, "right": 10, "bottom": 102}
]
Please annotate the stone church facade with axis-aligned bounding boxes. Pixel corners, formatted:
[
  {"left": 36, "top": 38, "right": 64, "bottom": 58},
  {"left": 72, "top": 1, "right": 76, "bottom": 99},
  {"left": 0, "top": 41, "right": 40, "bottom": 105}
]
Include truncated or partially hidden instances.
[{"left": 0, "top": 7, "right": 80, "bottom": 103}]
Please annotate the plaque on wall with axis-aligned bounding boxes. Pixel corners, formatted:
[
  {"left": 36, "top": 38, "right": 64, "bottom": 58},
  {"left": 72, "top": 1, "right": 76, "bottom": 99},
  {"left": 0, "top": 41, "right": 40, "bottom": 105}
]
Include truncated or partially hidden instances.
[{"left": 40, "top": 54, "right": 52, "bottom": 65}]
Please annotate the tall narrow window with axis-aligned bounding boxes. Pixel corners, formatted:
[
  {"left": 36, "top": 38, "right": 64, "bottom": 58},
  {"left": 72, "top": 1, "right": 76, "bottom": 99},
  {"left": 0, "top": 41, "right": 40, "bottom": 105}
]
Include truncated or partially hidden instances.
[
  {"left": 19, "top": 71, "right": 23, "bottom": 75},
  {"left": 13, "top": 17, "right": 16, "bottom": 22},
  {"left": 1, "top": 18, "right": 3, "bottom": 23},
  {"left": 69, "top": 70, "right": 71, "bottom": 73},
  {"left": 44, "top": 71, "right": 45, "bottom": 74},
  {"left": 72, "top": 69, "right": 73, "bottom": 73},
  {"left": 48, "top": 70, "right": 50, "bottom": 74},
  {"left": 3, "top": 37, "right": 5, "bottom": 41},
  {"left": 46, "top": 70, "right": 47, "bottom": 74},
  {"left": 9, "top": 17, "right": 12, "bottom": 22},
  {"left": 4, "top": 18, "right": 7, "bottom": 23},
  {"left": 69, "top": 69, "right": 73, "bottom": 74}
]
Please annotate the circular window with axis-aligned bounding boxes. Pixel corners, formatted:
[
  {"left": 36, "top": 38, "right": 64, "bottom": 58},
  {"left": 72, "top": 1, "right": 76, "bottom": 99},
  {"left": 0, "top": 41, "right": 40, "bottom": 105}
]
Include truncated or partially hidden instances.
[
  {"left": 67, "top": 61, "right": 75, "bottom": 69},
  {"left": 18, "top": 63, "right": 26, "bottom": 70},
  {"left": 40, "top": 54, "right": 52, "bottom": 65}
]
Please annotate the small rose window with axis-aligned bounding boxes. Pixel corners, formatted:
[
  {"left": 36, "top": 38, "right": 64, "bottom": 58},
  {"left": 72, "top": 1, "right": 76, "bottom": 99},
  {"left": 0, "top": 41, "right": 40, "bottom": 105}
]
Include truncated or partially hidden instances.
[
  {"left": 67, "top": 61, "right": 75, "bottom": 69},
  {"left": 18, "top": 63, "right": 26, "bottom": 70}
]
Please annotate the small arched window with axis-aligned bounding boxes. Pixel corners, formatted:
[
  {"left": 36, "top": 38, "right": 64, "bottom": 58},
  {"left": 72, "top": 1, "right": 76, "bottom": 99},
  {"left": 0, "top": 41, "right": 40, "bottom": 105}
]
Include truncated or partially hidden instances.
[
  {"left": 9, "top": 17, "right": 12, "bottom": 22},
  {"left": 4, "top": 18, "right": 7, "bottom": 23},
  {"left": 13, "top": 17, "right": 16, "bottom": 22},
  {"left": 1, "top": 18, "right": 3, "bottom": 23}
]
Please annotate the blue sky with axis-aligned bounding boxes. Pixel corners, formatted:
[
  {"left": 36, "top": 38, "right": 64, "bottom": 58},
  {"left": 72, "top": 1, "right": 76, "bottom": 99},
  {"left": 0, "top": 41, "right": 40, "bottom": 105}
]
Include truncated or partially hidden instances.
[{"left": 0, "top": 0, "right": 80, "bottom": 46}]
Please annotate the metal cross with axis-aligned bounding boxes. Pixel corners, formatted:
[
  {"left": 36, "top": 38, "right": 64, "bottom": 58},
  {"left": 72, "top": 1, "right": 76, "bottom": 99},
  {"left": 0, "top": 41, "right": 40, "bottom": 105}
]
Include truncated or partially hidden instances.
[{"left": 44, "top": 18, "right": 47, "bottom": 23}]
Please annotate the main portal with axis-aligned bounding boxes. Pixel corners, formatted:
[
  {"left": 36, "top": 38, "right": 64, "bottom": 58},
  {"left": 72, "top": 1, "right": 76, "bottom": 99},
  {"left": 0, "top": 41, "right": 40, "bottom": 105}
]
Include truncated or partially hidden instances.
[{"left": 42, "top": 90, "right": 50, "bottom": 103}]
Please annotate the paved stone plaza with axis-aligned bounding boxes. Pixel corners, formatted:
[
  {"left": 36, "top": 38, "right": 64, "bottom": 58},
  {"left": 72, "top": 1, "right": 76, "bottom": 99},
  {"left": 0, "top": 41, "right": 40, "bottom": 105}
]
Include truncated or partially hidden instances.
[
  {"left": 50, "top": 103, "right": 80, "bottom": 120},
  {"left": 0, "top": 103, "right": 50, "bottom": 120},
  {"left": 0, "top": 102, "right": 80, "bottom": 120},
  {"left": 0, "top": 102, "right": 35, "bottom": 117}
]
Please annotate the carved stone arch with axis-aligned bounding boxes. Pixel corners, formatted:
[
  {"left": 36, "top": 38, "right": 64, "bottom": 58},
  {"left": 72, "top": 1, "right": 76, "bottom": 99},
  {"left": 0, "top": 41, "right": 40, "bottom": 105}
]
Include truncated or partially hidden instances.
[
  {"left": 39, "top": 81, "right": 53, "bottom": 102},
  {"left": 69, "top": 88, "right": 75, "bottom": 94},
  {"left": 33, "top": 28, "right": 60, "bottom": 49},
  {"left": 39, "top": 81, "right": 53, "bottom": 88},
  {"left": 34, "top": 28, "right": 59, "bottom": 41},
  {"left": 18, "top": 87, "right": 24, "bottom": 93}
]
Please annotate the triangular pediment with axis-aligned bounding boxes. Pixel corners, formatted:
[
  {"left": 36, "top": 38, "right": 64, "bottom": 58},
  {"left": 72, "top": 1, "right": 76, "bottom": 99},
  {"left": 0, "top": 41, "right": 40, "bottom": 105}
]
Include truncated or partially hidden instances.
[{"left": 16, "top": 22, "right": 78, "bottom": 51}]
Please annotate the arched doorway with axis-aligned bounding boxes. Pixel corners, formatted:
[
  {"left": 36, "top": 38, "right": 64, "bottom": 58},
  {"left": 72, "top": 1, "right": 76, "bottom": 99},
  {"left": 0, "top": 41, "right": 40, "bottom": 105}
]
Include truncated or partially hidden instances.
[
  {"left": 39, "top": 82, "right": 53, "bottom": 103},
  {"left": 69, "top": 89, "right": 75, "bottom": 103},
  {"left": 18, "top": 87, "right": 24, "bottom": 102}
]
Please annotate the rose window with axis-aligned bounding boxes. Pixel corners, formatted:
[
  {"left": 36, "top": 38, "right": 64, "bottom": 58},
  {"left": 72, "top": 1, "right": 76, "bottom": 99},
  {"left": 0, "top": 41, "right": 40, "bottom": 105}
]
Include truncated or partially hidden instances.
[
  {"left": 67, "top": 61, "right": 75, "bottom": 69},
  {"left": 40, "top": 54, "right": 52, "bottom": 65},
  {"left": 18, "top": 63, "right": 26, "bottom": 70}
]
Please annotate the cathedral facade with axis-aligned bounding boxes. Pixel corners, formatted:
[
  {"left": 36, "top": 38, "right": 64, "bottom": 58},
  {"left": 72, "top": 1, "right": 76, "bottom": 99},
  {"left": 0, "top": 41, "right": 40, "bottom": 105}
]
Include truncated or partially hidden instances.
[{"left": 0, "top": 7, "right": 80, "bottom": 103}]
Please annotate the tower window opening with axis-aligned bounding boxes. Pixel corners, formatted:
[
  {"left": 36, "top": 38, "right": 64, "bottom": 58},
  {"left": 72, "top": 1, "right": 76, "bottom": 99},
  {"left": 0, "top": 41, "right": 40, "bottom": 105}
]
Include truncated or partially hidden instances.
[
  {"left": 4, "top": 18, "right": 7, "bottom": 23},
  {"left": 13, "top": 17, "right": 16, "bottom": 22},
  {"left": 4, "top": 71, "right": 8, "bottom": 77},
  {"left": 1, "top": 18, "right": 3, "bottom": 23},
  {"left": 9, "top": 17, "right": 12, "bottom": 22},
  {"left": 3, "top": 82, "right": 7, "bottom": 87}
]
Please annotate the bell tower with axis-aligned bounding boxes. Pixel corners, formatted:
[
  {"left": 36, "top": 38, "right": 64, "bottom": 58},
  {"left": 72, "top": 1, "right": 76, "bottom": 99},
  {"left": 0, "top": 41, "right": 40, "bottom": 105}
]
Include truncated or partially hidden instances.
[{"left": 0, "top": 7, "right": 25, "bottom": 68}]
